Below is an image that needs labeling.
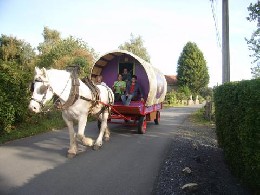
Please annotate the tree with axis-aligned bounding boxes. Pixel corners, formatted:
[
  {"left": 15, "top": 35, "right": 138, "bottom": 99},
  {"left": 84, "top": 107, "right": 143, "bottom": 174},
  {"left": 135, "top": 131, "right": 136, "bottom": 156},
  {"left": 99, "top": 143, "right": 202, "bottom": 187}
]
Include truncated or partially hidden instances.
[
  {"left": 37, "top": 26, "right": 61, "bottom": 54},
  {"left": 246, "top": 2, "right": 260, "bottom": 78},
  {"left": 119, "top": 33, "right": 151, "bottom": 62},
  {"left": 0, "top": 34, "right": 35, "bottom": 70},
  {"left": 177, "top": 42, "right": 209, "bottom": 94},
  {"left": 37, "top": 27, "right": 97, "bottom": 76}
]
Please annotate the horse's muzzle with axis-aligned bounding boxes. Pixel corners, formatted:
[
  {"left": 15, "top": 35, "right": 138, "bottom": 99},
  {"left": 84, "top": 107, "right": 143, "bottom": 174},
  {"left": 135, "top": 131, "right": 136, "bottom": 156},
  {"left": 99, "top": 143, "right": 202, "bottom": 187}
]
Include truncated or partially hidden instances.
[{"left": 28, "top": 100, "right": 41, "bottom": 113}]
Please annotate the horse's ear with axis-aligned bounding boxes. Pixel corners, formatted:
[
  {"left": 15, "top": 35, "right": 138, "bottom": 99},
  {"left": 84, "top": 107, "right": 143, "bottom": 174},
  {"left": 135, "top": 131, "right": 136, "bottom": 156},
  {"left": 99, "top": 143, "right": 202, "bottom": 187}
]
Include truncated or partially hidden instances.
[
  {"left": 35, "top": 67, "right": 40, "bottom": 74},
  {"left": 42, "top": 67, "right": 47, "bottom": 77}
]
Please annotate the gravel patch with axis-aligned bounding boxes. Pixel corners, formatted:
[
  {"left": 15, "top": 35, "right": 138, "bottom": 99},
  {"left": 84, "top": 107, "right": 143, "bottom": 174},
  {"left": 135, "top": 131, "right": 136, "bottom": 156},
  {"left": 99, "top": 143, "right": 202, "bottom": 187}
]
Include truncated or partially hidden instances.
[{"left": 153, "top": 116, "right": 252, "bottom": 195}]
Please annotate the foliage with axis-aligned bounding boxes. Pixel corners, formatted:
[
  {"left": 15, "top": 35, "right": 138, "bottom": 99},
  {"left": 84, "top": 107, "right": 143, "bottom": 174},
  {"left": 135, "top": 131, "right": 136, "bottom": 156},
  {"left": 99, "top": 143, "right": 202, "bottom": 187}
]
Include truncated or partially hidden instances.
[
  {"left": 37, "top": 27, "right": 96, "bottom": 77},
  {"left": 177, "top": 42, "right": 209, "bottom": 94},
  {"left": 37, "top": 26, "right": 61, "bottom": 54},
  {"left": 119, "top": 33, "right": 151, "bottom": 62},
  {"left": 0, "top": 111, "right": 65, "bottom": 144},
  {"left": 246, "top": 2, "right": 260, "bottom": 78},
  {"left": 0, "top": 61, "right": 32, "bottom": 133},
  {"left": 251, "top": 63, "right": 260, "bottom": 79},
  {"left": 214, "top": 79, "right": 260, "bottom": 190},
  {"left": 165, "top": 91, "right": 177, "bottom": 105},
  {"left": 177, "top": 85, "right": 191, "bottom": 100},
  {"left": 0, "top": 35, "right": 35, "bottom": 133},
  {"left": 200, "top": 87, "right": 213, "bottom": 100},
  {"left": 0, "top": 34, "right": 35, "bottom": 70}
]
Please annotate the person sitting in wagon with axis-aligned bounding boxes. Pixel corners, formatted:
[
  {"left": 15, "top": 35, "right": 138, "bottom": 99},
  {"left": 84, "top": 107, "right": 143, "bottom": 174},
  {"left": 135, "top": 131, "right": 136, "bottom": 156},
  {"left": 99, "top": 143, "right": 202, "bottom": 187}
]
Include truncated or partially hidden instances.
[
  {"left": 121, "top": 75, "right": 144, "bottom": 106},
  {"left": 122, "top": 68, "right": 131, "bottom": 84},
  {"left": 112, "top": 73, "right": 126, "bottom": 102},
  {"left": 96, "top": 75, "right": 107, "bottom": 86}
]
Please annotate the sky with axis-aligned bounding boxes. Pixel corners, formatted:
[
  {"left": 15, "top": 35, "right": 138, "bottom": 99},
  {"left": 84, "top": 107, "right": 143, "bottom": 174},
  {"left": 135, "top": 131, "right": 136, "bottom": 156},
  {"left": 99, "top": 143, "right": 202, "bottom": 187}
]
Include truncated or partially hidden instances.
[{"left": 0, "top": 0, "right": 257, "bottom": 87}]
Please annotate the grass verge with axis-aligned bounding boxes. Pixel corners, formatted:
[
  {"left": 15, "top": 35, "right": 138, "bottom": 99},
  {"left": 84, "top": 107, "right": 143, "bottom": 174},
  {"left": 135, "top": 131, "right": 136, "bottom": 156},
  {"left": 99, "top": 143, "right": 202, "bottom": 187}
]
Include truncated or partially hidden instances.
[
  {"left": 190, "top": 107, "right": 215, "bottom": 126},
  {"left": 0, "top": 111, "right": 66, "bottom": 144},
  {"left": 0, "top": 111, "right": 97, "bottom": 144}
]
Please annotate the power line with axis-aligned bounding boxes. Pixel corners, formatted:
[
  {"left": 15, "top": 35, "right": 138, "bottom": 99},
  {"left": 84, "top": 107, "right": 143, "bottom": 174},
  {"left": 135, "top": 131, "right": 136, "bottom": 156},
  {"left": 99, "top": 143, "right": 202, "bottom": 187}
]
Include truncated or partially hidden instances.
[{"left": 210, "top": 0, "right": 221, "bottom": 48}]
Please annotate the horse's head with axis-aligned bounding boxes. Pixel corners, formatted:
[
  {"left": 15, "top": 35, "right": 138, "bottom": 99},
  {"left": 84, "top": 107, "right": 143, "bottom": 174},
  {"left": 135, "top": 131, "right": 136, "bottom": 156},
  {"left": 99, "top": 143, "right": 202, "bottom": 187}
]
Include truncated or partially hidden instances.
[{"left": 29, "top": 67, "right": 54, "bottom": 113}]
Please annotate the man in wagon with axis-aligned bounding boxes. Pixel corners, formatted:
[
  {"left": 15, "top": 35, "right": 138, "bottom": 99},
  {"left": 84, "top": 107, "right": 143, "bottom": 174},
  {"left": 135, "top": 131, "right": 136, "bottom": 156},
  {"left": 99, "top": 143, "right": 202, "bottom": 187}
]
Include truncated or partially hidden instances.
[
  {"left": 112, "top": 73, "right": 126, "bottom": 102},
  {"left": 121, "top": 75, "right": 144, "bottom": 105},
  {"left": 122, "top": 68, "right": 131, "bottom": 84}
]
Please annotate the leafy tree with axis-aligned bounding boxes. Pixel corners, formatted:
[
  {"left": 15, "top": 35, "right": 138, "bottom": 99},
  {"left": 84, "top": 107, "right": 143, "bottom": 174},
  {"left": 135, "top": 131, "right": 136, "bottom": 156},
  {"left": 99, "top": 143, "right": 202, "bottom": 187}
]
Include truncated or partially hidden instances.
[
  {"left": 200, "top": 87, "right": 213, "bottom": 100},
  {"left": 119, "top": 33, "right": 151, "bottom": 62},
  {"left": 246, "top": 2, "right": 260, "bottom": 78},
  {"left": 0, "top": 34, "right": 35, "bottom": 70},
  {"left": 37, "top": 27, "right": 97, "bottom": 76},
  {"left": 177, "top": 42, "right": 209, "bottom": 94},
  {"left": 37, "top": 26, "right": 61, "bottom": 54}
]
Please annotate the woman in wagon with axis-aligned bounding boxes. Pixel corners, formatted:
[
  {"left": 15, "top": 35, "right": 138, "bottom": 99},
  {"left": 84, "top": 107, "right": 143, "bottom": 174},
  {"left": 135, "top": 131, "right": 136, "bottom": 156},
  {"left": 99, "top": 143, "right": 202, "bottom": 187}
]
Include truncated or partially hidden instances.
[
  {"left": 121, "top": 75, "right": 144, "bottom": 106},
  {"left": 112, "top": 73, "right": 126, "bottom": 102}
]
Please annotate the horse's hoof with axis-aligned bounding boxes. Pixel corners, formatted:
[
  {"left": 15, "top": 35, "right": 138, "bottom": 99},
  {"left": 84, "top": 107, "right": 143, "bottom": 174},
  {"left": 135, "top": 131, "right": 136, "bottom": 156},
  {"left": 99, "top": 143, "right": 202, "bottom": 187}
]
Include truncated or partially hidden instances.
[
  {"left": 82, "top": 137, "right": 94, "bottom": 147},
  {"left": 104, "top": 137, "right": 110, "bottom": 142},
  {"left": 67, "top": 153, "right": 76, "bottom": 159},
  {"left": 93, "top": 144, "right": 101, "bottom": 150}
]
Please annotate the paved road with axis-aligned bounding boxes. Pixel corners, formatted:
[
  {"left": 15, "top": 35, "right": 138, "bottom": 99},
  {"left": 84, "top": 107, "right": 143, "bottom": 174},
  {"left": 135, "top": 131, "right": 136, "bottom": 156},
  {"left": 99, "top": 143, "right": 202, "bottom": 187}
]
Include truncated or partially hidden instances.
[{"left": 0, "top": 105, "right": 202, "bottom": 195}]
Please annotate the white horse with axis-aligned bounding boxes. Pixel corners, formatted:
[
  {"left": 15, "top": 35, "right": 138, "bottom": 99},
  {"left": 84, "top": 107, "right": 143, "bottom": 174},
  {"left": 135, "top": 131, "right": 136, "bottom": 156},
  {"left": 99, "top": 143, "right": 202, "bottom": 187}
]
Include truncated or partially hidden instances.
[{"left": 29, "top": 67, "right": 114, "bottom": 158}]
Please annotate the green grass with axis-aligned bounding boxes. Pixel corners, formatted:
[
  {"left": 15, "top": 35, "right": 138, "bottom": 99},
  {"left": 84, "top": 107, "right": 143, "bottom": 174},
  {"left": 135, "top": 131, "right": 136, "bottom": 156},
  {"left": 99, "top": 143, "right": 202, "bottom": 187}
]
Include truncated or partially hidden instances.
[
  {"left": 190, "top": 107, "right": 215, "bottom": 126},
  {"left": 0, "top": 111, "right": 97, "bottom": 145},
  {"left": 0, "top": 111, "right": 66, "bottom": 144}
]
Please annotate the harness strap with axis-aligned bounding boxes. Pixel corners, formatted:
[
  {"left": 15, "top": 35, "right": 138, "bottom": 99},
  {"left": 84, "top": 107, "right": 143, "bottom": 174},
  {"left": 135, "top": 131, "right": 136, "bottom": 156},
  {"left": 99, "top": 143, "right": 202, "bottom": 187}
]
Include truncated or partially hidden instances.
[{"left": 60, "top": 68, "right": 80, "bottom": 110}]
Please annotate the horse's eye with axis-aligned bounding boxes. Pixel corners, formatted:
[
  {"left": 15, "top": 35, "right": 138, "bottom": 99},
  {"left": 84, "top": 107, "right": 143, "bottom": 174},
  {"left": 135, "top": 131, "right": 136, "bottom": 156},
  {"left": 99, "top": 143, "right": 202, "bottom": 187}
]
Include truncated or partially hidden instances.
[{"left": 38, "top": 85, "right": 48, "bottom": 94}]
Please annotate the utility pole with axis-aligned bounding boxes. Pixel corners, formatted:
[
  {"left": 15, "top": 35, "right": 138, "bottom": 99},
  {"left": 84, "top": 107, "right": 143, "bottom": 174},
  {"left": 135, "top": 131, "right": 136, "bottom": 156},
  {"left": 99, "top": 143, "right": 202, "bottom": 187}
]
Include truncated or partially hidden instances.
[{"left": 222, "top": 0, "right": 230, "bottom": 83}]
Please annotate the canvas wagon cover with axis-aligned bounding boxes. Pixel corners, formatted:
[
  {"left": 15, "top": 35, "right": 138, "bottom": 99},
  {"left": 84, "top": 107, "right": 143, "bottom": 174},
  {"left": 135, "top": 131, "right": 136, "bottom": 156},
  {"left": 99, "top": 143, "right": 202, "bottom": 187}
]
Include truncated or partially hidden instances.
[{"left": 91, "top": 50, "right": 167, "bottom": 106}]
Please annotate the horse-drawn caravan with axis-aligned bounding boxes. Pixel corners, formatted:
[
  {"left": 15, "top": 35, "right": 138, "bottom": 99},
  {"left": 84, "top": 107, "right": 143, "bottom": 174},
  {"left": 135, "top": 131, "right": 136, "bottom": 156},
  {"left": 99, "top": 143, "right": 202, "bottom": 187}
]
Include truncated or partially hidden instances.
[
  {"left": 91, "top": 49, "right": 167, "bottom": 134},
  {"left": 28, "top": 49, "right": 166, "bottom": 157}
]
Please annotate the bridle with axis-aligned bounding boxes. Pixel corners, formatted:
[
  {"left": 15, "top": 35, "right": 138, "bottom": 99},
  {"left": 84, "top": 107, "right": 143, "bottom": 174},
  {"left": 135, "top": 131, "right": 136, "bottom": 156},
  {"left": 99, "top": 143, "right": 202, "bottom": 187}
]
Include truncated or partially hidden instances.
[
  {"left": 30, "top": 78, "right": 51, "bottom": 109},
  {"left": 30, "top": 74, "right": 72, "bottom": 112}
]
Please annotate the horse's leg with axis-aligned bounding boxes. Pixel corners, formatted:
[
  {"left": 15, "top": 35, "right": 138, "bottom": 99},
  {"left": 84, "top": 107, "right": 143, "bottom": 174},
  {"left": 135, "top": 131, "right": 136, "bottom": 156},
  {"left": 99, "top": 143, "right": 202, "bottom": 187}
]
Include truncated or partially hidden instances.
[
  {"left": 94, "top": 111, "right": 109, "bottom": 150},
  {"left": 76, "top": 115, "right": 94, "bottom": 147},
  {"left": 104, "top": 126, "right": 110, "bottom": 142},
  {"left": 62, "top": 112, "right": 77, "bottom": 158},
  {"left": 104, "top": 108, "right": 112, "bottom": 141}
]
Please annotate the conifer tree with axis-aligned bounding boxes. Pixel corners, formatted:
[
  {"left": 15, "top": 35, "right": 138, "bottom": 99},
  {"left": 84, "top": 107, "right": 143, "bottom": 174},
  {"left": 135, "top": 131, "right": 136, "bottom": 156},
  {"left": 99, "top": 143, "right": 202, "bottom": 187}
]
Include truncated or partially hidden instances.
[{"left": 177, "top": 42, "right": 209, "bottom": 94}]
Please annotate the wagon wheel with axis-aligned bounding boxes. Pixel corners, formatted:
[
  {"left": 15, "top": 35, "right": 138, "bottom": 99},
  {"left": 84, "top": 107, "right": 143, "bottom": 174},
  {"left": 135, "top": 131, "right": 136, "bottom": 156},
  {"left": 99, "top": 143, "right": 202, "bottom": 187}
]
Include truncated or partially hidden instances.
[
  {"left": 138, "top": 116, "right": 147, "bottom": 134},
  {"left": 154, "top": 111, "right": 160, "bottom": 125}
]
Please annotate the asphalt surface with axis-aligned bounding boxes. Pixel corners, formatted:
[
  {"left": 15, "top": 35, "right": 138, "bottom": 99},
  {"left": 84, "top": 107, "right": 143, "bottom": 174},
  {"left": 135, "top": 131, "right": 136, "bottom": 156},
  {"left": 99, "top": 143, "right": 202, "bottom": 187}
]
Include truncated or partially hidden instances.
[{"left": 0, "top": 105, "right": 202, "bottom": 195}]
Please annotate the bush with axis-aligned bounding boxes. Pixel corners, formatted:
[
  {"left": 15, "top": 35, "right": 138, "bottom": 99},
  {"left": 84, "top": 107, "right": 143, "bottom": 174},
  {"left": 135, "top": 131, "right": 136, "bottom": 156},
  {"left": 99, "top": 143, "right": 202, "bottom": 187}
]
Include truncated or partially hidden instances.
[
  {"left": 214, "top": 79, "right": 260, "bottom": 190},
  {"left": 165, "top": 91, "right": 177, "bottom": 105},
  {"left": 0, "top": 61, "right": 32, "bottom": 133}
]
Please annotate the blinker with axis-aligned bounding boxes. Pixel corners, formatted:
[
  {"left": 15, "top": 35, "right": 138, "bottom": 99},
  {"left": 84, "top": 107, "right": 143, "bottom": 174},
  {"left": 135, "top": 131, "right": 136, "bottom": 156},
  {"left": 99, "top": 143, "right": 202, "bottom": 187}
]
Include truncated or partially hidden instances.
[{"left": 39, "top": 85, "right": 48, "bottom": 94}]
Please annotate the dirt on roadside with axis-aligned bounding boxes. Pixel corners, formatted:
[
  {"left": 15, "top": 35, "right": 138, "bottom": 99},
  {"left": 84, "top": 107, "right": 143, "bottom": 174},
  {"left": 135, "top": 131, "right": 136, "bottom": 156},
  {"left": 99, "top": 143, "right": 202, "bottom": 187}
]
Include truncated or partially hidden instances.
[{"left": 153, "top": 116, "right": 252, "bottom": 195}]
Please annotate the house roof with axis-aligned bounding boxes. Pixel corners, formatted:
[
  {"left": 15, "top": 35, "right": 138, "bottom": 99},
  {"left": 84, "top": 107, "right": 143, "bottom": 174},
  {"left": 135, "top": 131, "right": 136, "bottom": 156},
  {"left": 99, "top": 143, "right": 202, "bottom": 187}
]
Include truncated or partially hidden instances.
[{"left": 165, "top": 75, "right": 177, "bottom": 85}]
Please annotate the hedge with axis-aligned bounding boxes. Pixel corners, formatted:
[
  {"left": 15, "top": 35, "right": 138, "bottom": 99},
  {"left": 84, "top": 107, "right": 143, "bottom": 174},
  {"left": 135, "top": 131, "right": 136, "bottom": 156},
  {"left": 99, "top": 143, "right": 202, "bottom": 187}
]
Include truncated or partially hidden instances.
[
  {"left": 0, "top": 61, "right": 32, "bottom": 133},
  {"left": 214, "top": 79, "right": 260, "bottom": 190}
]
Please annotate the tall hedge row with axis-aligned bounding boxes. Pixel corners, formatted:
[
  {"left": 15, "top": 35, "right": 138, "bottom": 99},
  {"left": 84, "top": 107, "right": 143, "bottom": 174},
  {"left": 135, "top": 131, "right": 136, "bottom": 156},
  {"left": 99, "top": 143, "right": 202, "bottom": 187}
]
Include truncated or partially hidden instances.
[
  {"left": 214, "top": 79, "right": 260, "bottom": 190},
  {"left": 0, "top": 61, "right": 32, "bottom": 133}
]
